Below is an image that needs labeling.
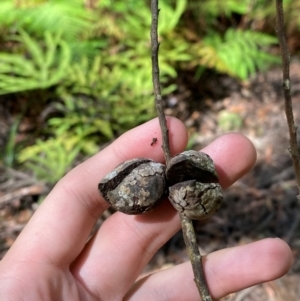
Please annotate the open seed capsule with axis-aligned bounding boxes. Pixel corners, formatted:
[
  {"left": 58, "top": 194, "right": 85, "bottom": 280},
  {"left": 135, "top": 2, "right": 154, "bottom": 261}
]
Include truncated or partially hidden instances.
[
  {"left": 166, "top": 150, "right": 223, "bottom": 220},
  {"left": 98, "top": 158, "right": 166, "bottom": 214},
  {"left": 169, "top": 180, "right": 223, "bottom": 220},
  {"left": 166, "top": 150, "right": 219, "bottom": 185}
]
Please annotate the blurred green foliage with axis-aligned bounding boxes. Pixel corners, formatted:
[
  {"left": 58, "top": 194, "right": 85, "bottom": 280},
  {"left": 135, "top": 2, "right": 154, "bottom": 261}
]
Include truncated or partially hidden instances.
[
  {"left": 18, "top": 136, "right": 84, "bottom": 183},
  {"left": 0, "top": 0, "right": 299, "bottom": 183},
  {"left": 218, "top": 110, "right": 243, "bottom": 131},
  {"left": 0, "top": 30, "right": 71, "bottom": 94},
  {"left": 194, "top": 29, "right": 280, "bottom": 80}
]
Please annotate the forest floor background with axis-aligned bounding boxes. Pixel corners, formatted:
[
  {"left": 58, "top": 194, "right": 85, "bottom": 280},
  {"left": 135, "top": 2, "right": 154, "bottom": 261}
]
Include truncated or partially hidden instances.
[{"left": 1, "top": 60, "right": 300, "bottom": 300}]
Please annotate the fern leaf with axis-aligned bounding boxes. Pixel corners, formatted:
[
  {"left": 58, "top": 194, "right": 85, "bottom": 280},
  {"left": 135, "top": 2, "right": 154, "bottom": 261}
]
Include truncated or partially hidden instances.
[
  {"left": 0, "top": 1, "right": 19, "bottom": 28},
  {"left": 44, "top": 31, "right": 57, "bottom": 69},
  {"left": 46, "top": 39, "right": 72, "bottom": 87},
  {"left": 0, "top": 31, "right": 72, "bottom": 95},
  {"left": 18, "top": 1, "right": 95, "bottom": 40},
  {"left": 0, "top": 53, "right": 35, "bottom": 76},
  {"left": 159, "top": 0, "right": 187, "bottom": 33},
  {"left": 17, "top": 29, "right": 45, "bottom": 72},
  {"left": 198, "top": 29, "right": 279, "bottom": 79}
]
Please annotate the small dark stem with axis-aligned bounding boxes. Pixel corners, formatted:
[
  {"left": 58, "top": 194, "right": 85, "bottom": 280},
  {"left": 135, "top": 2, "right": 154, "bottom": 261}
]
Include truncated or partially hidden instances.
[
  {"left": 150, "top": 0, "right": 171, "bottom": 164},
  {"left": 181, "top": 214, "right": 212, "bottom": 301},
  {"left": 150, "top": 1, "right": 212, "bottom": 300},
  {"left": 275, "top": 0, "right": 300, "bottom": 200}
]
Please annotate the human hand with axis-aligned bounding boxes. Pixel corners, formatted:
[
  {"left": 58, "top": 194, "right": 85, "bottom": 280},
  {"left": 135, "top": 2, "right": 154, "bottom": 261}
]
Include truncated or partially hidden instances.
[{"left": 0, "top": 117, "right": 292, "bottom": 300}]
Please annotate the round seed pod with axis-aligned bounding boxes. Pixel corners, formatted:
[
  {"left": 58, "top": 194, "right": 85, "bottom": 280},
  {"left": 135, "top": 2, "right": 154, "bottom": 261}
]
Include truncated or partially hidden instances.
[
  {"left": 98, "top": 158, "right": 166, "bottom": 214},
  {"left": 169, "top": 180, "right": 223, "bottom": 220},
  {"left": 166, "top": 150, "right": 223, "bottom": 220},
  {"left": 166, "top": 150, "right": 219, "bottom": 185}
]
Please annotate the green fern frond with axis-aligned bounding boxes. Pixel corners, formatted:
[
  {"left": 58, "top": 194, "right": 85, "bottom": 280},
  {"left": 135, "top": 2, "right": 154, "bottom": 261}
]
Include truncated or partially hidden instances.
[
  {"left": 202, "top": 0, "right": 251, "bottom": 16},
  {"left": 197, "top": 45, "right": 229, "bottom": 74},
  {"left": 18, "top": 136, "right": 83, "bottom": 183},
  {"left": 16, "top": 29, "right": 45, "bottom": 70},
  {"left": 0, "top": 1, "right": 19, "bottom": 28},
  {"left": 0, "top": 30, "right": 71, "bottom": 95},
  {"left": 0, "top": 0, "right": 95, "bottom": 40},
  {"left": 188, "top": 0, "right": 252, "bottom": 25},
  {"left": 158, "top": 0, "right": 187, "bottom": 34},
  {"left": 196, "top": 29, "right": 280, "bottom": 79}
]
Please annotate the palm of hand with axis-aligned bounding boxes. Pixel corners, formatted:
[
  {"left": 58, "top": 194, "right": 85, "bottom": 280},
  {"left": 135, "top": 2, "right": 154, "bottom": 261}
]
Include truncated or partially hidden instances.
[{"left": 0, "top": 118, "right": 292, "bottom": 301}]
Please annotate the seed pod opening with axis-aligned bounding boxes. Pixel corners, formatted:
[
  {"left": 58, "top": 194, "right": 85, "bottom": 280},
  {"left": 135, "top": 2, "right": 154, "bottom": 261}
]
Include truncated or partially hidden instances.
[
  {"left": 169, "top": 180, "right": 223, "bottom": 220},
  {"left": 166, "top": 150, "right": 219, "bottom": 185},
  {"left": 98, "top": 158, "right": 166, "bottom": 214}
]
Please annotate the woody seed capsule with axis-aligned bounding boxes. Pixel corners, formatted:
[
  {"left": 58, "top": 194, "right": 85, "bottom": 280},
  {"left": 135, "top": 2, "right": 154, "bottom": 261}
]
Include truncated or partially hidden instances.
[
  {"left": 166, "top": 150, "right": 223, "bottom": 220},
  {"left": 98, "top": 158, "right": 166, "bottom": 214}
]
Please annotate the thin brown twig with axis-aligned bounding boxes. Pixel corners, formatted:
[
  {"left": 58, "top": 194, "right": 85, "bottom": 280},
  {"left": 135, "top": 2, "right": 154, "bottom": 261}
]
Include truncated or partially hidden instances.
[
  {"left": 181, "top": 214, "right": 212, "bottom": 301},
  {"left": 275, "top": 0, "right": 300, "bottom": 200},
  {"left": 150, "top": 0, "right": 171, "bottom": 165},
  {"left": 150, "top": 1, "right": 212, "bottom": 300}
]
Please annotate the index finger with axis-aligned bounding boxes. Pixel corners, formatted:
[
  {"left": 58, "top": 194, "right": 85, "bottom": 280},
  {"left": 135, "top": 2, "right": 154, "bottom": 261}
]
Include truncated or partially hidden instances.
[{"left": 4, "top": 117, "right": 188, "bottom": 266}]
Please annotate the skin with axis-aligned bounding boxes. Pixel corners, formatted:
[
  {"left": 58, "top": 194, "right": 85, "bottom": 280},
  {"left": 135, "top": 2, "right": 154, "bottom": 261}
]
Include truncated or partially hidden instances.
[{"left": 0, "top": 117, "right": 293, "bottom": 301}]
